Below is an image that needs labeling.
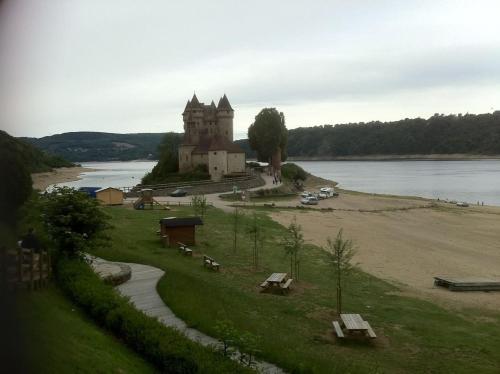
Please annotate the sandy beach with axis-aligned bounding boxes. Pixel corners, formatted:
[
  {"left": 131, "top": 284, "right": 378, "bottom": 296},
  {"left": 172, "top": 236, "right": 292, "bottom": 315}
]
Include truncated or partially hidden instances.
[
  {"left": 31, "top": 166, "right": 96, "bottom": 190},
  {"left": 269, "top": 177, "right": 500, "bottom": 311}
]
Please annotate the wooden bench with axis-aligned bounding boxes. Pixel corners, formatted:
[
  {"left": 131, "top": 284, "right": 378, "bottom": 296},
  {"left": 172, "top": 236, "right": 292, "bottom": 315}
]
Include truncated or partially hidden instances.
[
  {"left": 332, "top": 321, "right": 345, "bottom": 338},
  {"left": 177, "top": 242, "right": 193, "bottom": 256},
  {"left": 363, "top": 321, "right": 377, "bottom": 338},
  {"left": 203, "top": 255, "right": 220, "bottom": 271},
  {"left": 280, "top": 278, "right": 293, "bottom": 293},
  {"left": 260, "top": 281, "right": 269, "bottom": 288}
]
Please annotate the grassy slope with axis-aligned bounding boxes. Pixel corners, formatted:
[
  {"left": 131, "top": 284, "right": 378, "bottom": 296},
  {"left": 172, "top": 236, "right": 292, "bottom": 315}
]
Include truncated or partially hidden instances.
[
  {"left": 19, "top": 285, "right": 155, "bottom": 374},
  {"left": 91, "top": 206, "right": 500, "bottom": 374}
]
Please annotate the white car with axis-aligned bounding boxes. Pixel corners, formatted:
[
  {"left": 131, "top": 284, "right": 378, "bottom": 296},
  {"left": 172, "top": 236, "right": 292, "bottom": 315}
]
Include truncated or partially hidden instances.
[
  {"left": 301, "top": 196, "right": 319, "bottom": 205},
  {"left": 301, "top": 191, "right": 312, "bottom": 198},
  {"left": 320, "top": 187, "right": 338, "bottom": 197}
]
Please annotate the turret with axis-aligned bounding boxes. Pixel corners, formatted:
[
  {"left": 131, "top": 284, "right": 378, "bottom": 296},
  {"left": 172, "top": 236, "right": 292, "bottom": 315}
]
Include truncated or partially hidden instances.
[{"left": 216, "top": 94, "right": 234, "bottom": 141}]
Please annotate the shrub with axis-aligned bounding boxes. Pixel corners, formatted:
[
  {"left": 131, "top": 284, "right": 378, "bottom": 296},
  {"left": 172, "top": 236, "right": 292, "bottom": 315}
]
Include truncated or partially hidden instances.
[
  {"left": 41, "top": 187, "right": 110, "bottom": 257},
  {"left": 281, "top": 163, "right": 308, "bottom": 182},
  {"left": 55, "top": 258, "right": 251, "bottom": 373}
]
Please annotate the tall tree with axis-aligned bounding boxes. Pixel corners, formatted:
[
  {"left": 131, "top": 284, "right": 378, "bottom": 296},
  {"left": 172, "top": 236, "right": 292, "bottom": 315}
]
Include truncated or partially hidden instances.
[
  {"left": 326, "top": 229, "right": 355, "bottom": 316},
  {"left": 248, "top": 108, "right": 288, "bottom": 163}
]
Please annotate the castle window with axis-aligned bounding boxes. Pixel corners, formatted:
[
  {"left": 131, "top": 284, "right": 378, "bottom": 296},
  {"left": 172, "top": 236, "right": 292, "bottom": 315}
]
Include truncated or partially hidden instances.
[
  {"left": 186, "top": 156, "right": 188, "bottom": 160},
  {"left": 214, "top": 166, "right": 218, "bottom": 170},
  {"left": 213, "top": 152, "right": 217, "bottom": 155},
  {"left": 225, "top": 131, "right": 228, "bottom": 135}
]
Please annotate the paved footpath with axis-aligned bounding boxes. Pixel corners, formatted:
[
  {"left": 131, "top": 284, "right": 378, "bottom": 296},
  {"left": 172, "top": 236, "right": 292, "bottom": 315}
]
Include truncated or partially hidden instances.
[{"left": 116, "top": 262, "right": 285, "bottom": 374}]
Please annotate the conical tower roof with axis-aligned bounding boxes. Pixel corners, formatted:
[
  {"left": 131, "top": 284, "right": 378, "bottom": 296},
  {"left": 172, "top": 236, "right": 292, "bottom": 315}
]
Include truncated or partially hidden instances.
[
  {"left": 210, "top": 100, "right": 216, "bottom": 109},
  {"left": 183, "top": 100, "right": 191, "bottom": 113},
  {"left": 190, "top": 93, "right": 201, "bottom": 108},
  {"left": 217, "top": 94, "right": 233, "bottom": 111}
]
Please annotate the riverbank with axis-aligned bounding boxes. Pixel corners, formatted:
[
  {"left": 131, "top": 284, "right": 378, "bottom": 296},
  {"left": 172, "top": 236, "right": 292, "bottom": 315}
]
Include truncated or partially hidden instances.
[
  {"left": 288, "top": 153, "right": 500, "bottom": 161},
  {"left": 31, "top": 166, "right": 96, "bottom": 190},
  {"left": 267, "top": 175, "right": 500, "bottom": 311}
]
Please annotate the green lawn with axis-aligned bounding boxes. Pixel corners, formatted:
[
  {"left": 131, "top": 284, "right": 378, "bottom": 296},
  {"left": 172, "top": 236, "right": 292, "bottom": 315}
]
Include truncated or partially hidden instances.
[
  {"left": 19, "top": 285, "right": 155, "bottom": 374},
  {"left": 92, "top": 206, "right": 500, "bottom": 373}
]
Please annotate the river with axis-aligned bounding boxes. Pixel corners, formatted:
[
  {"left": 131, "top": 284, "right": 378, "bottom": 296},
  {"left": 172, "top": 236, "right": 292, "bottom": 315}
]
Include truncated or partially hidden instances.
[
  {"left": 294, "top": 160, "right": 500, "bottom": 206},
  {"left": 56, "top": 159, "right": 500, "bottom": 206}
]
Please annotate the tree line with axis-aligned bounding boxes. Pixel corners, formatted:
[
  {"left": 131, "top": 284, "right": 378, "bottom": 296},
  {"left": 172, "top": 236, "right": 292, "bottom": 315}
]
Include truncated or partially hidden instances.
[{"left": 286, "top": 112, "right": 500, "bottom": 157}]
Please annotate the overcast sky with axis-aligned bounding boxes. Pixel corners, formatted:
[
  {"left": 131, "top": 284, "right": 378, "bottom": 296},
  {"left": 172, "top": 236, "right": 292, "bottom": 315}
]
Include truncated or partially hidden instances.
[{"left": 1, "top": 0, "right": 499, "bottom": 139}]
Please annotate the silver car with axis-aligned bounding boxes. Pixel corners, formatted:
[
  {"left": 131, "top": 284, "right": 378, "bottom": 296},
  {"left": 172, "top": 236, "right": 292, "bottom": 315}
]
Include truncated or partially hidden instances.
[{"left": 301, "top": 196, "right": 319, "bottom": 205}]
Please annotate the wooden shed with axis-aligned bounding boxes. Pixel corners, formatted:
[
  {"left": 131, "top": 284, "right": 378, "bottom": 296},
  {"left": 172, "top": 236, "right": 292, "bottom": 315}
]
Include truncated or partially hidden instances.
[
  {"left": 96, "top": 187, "right": 124, "bottom": 205},
  {"left": 159, "top": 217, "right": 203, "bottom": 247}
]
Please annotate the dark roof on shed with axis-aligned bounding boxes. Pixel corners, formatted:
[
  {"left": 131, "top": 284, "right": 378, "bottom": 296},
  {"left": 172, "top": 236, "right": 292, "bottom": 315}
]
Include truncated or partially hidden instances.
[{"left": 159, "top": 217, "right": 203, "bottom": 227}]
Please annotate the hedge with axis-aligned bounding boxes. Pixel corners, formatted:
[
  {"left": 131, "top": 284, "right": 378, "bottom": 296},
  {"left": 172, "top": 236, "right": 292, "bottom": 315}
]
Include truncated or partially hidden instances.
[{"left": 55, "top": 258, "right": 252, "bottom": 373}]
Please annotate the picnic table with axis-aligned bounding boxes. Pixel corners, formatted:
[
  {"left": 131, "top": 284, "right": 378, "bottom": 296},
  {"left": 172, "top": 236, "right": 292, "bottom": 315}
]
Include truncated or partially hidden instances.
[
  {"left": 260, "top": 273, "right": 293, "bottom": 293},
  {"left": 332, "top": 314, "right": 376, "bottom": 339}
]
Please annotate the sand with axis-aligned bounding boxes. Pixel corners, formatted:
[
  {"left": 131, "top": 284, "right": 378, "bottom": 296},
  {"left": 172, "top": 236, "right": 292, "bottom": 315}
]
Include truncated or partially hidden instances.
[
  {"left": 270, "top": 194, "right": 500, "bottom": 311},
  {"left": 31, "top": 166, "right": 96, "bottom": 191}
]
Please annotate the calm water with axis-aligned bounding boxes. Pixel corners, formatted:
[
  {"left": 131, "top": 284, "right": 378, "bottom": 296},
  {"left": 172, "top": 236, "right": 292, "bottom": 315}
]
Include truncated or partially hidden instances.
[
  {"left": 57, "top": 160, "right": 500, "bottom": 206},
  {"left": 56, "top": 161, "right": 157, "bottom": 189},
  {"left": 295, "top": 160, "right": 500, "bottom": 206}
]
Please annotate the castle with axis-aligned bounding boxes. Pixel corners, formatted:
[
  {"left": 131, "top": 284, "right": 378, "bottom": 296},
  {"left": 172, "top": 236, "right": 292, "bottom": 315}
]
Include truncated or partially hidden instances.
[{"left": 178, "top": 94, "right": 246, "bottom": 181}]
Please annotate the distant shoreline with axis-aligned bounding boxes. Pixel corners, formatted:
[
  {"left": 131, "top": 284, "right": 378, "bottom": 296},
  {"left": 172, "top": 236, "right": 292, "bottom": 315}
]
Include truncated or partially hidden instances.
[
  {"left": 31, "top": 166, "right": 96, "bottom": 191},
  {"left": 287, "top": 154, "right": 500, "bottom": 161}
]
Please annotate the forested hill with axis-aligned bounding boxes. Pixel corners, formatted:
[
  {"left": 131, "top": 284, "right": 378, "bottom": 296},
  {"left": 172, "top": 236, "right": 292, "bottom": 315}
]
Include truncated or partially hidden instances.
[
  {"left": 23, "top": 132, "right": 166, "bottom": 162},
  {"left": 286, "top": 112, "right": 500, "bottom": 158},
  {"left": 1, "top": 130, "right": 74, "bottom": 173},
  {"left": 23, "top": 112, "right": 500, "bottom": 162}
]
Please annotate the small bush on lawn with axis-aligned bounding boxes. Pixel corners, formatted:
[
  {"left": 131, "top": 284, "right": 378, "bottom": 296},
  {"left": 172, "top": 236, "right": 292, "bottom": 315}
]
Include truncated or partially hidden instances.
[{"left": 56, "top": 258, "right": 252, "bottom": 374}]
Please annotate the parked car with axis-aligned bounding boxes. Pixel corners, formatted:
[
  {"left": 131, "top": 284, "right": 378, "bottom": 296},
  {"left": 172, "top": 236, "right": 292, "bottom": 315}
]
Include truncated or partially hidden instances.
[
  {"left": 300, "top": 191, "right": 312, "bottom": 198},
  {"left": 320, "top": 187, "right": 338, "bottom": 197},
  {"left": 170, "top": 189, "right": 187, "bottom": 197},
  {"left": 456, "top": 202, "right": 469, "bottom": 207},
  {"left": 301, "top": 196, "right": 319, "bottom": 205}
]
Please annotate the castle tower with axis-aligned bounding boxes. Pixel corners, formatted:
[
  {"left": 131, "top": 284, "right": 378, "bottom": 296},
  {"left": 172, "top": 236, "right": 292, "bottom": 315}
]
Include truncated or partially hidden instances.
[
  {"left": 216, "top": 94, "right": 234, "bottom": 141},
  {"left": 178, "top": 93, "right": 243, "bottom": 178}
]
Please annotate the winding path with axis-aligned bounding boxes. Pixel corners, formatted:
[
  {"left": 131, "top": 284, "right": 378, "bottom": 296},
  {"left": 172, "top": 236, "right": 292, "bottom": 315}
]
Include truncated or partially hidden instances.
[{"left": 115, "top": 262, "right": 285, "bottom": 374}]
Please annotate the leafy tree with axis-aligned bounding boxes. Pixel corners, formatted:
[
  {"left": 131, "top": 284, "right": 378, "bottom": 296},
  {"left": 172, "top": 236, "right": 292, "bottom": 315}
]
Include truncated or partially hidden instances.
[
  {"left": 248, "top": 108, "right": 288, "bottom": 162},
  {"left": 0, "top": 131, "right": 33, "bottom": 225},
  {"left": 237, "top": 332, "right": 260, "bottom": 368},
  {"left": 325, "top": 229, "right": 355, "bottom": 315},
  {"left": 282, "top": 216, "right": 304, "bottom": 281},
  {"left": 191, "top": 194, "right": 208, "bottom": 217},
  {"left": 142, "top": 132, "right": 182, "bottom": 184},
  {"left": 213, "top": 320, "right": 237, "bottom": 357},
  {"left": 281, "top": 163, "right": 307, "bottom": 183},
  {"left": 41, "top": 187, "right": 110, "bottom": 257}
]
